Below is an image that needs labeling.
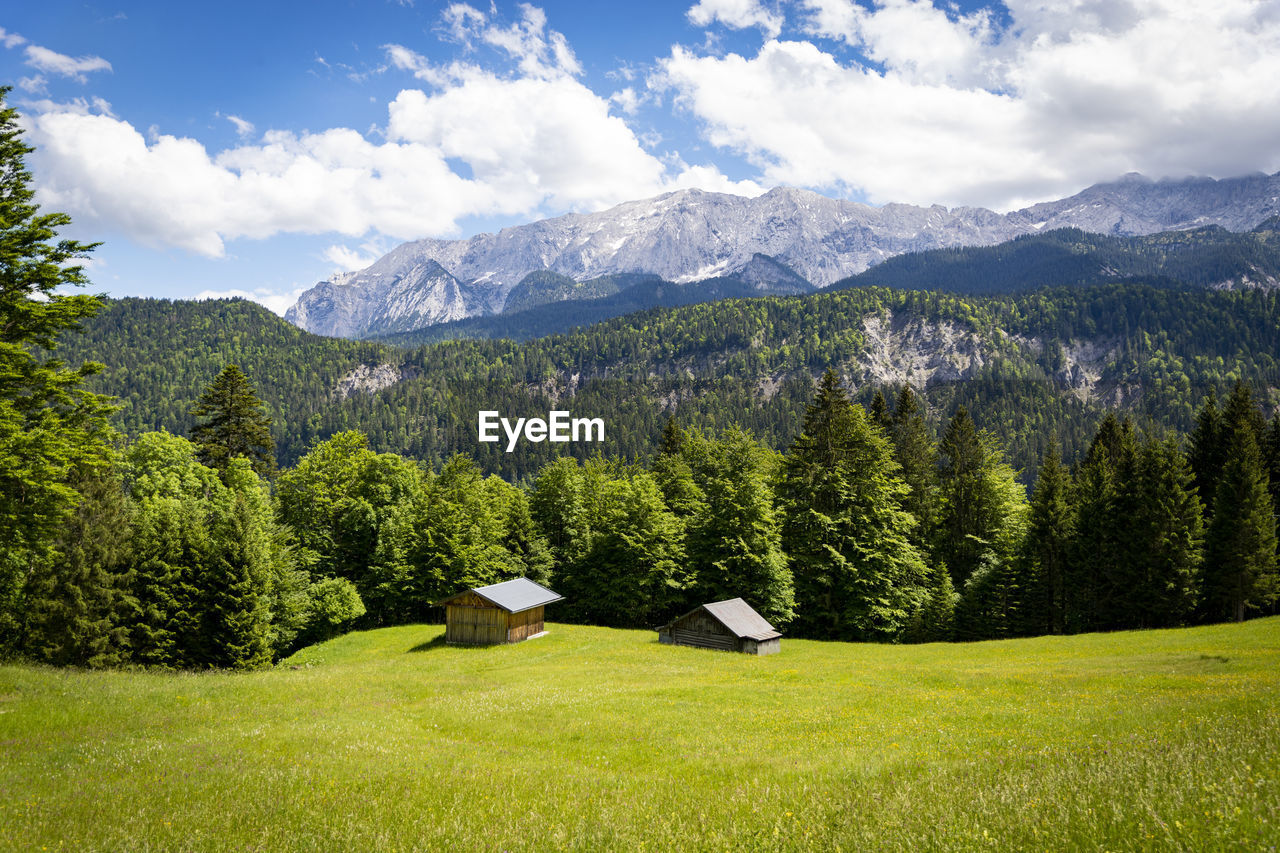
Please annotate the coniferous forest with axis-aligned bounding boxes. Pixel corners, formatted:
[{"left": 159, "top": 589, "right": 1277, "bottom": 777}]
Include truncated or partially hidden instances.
[{"left": 3, "top": 86, "right": 1279, "bottom": 670}]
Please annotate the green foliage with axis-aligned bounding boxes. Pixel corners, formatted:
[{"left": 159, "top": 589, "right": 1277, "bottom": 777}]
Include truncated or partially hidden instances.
[
  {"left": 189, "top": 364, "right": 276, "bottom": 477},
  {"left": 1202, "top": 411, "right": 1279, "bottom": 622},
  {"left": 21, "top": 453, "right": 133, "bottom": 667},
  {"left": 274, "top": 431, "right": 425, "bottom": 623},
  {"left": 779, "top": 370, "right": 928, "bottom": 641},
  {"left": 935, "top": 407, "right": 1028, "bottom": 588},
  {"left": 303, "top": 577, "right": 366, "bottom": 642},
  {"left": 1020, "top": 441, "right": 1075, "bottom": 635},
  {"left": 683, "top": 426, "right": 795, "bottom": 626},
  {"left": 0, "top": 88, "right": 116, "bottom": 648}
]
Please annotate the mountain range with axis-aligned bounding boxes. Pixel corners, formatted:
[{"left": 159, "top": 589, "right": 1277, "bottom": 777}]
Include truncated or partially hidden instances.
[{"left": 285, "top": 171, "right": 1280, "bottom": 339}]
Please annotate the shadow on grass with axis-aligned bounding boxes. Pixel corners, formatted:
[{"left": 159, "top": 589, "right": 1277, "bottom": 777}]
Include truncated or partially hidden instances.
[{"left": 408, "top": 635, "right": 448, "bottom": 653}]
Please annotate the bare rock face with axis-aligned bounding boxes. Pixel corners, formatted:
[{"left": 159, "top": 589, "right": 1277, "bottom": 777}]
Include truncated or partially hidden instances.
[
  {"left": 286, "top": 171, "right": 1280, "bottom": 338},
  {"left": 332, "top": 363, "right": 417, "bottom": 400}
]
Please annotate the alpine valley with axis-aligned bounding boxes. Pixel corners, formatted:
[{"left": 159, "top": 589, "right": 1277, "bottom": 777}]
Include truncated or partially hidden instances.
[{"left": 285, "top": 171, "right": 1280, "bottom": 339}]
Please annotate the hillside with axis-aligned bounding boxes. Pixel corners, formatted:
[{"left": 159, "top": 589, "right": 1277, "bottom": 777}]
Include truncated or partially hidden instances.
[
  {"left": 59, "top": 282, "right": 1280, "bottom": 479},
  {"left": 831, "top": 220, "right": 1280, "bottom": 295},
  {"left": 2, "top": 619, "right": 1276, "bottom": 850},
  {"left": 51, "top": 297, "right": 394, "bottom": 463}
]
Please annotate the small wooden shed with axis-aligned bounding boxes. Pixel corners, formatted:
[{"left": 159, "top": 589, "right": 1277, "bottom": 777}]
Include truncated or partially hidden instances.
[
  {"left": 658, "top": 597, "right": 782, "bottom": 655},
  {"left": 436, "top": 578, "right": 563, "bottom": 645}
]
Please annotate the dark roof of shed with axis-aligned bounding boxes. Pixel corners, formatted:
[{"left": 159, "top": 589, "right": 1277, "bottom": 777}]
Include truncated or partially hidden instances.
[
  {"left": 437, "top": 578, "right": 563, "bottom": 613},
  {"left": 672, "top": 598, "right": 781, "bottom": 641}
]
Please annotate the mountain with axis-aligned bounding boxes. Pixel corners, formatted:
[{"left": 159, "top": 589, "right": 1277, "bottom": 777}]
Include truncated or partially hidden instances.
[
  {"left": 286, "top": 172, "right": 1280, "bottom": 339},
  {"left": 285, "top": 258, "right": 503, "bottom": 338}
]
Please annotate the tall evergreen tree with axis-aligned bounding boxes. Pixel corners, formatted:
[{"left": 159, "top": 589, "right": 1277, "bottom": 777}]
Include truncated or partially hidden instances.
[
  {"left": 1020, "top": 440, "right": 1074, "bottom": 635},
  {"left": 1067, "top": 413, "right": 1135, "bottom": 632},
  {"left": 869, "top": 389, "right": 890, "bottom": 432},
  {"left": 779, "top": 370, "right": 928, "bottom": 641},
  {"left": 888, "top": 384, "right": 938, "bottom": 553},
  {"left": 0, "top": 87, "right": 116, "bottom": 649},
  {"left": 935, "top": 407, "right": 1028, "bottom": 588},
  {"left": 22, "top": 454, "right": 134, "bottom": 667},
  {"left": 1202, "top": 415, "right": 1278, "bottom": 622},
  {"left": 1187, "top": 395, "right": 1225, "bottom": 513},
  {"left": 1127, "top": 437, "right": 1203, "bottom": 628},
  {"left": 189, "top": 364, "right": 276, "bottom": 477}
]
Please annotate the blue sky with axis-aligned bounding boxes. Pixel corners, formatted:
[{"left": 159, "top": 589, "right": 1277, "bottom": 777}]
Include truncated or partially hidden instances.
[{"left": 3, "top": 0, "right": 1279, "bottom": 313}]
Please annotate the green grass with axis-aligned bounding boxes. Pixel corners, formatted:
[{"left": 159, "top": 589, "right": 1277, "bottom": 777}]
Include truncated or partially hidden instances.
[{"left": 2, "top": 619, "right": 1278, "bottom": 851}]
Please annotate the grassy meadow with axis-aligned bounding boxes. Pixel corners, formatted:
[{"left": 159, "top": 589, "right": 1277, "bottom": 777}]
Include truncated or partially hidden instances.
[{"left": 2, "top": 618, "right": 1278, "bottom": 851}]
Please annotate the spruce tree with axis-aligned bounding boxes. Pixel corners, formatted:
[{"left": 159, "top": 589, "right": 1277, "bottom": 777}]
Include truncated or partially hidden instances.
[
  {"left": 0, "top": 87, "right": 116, "bottom": 648},
  {"left": 1128, "top": 437, "right": 1203, "bottom": 628},
  {"left": 22, "top": 455, "right": 134, "bottom": 667},
  {"left": 905, "top": 562, "right": 956, "bottom": 643},
  {"left": 189, "top": 364, "right": 276, "bottom": 477},
  {"left": 869, "top": 389, "right": 890, "bottom": 432},
  {"left": 1202, "top": 416, "right": 1278, "bottom": 622},
  {"left": 935, "top": 407, "right": 1028, "bottom": 588},
  {"left": 1021, "top": 440, "right": 1074, "bottom": 635},
  {"left": 1187, "top": 395, "right": 1224, "bottom": 513},
  {"left": 780, "top": 370, "right": 928, "bottom": 641},
  {"left": 888, "top": 384, "right": 938, "bottom": 554},
  {"left": 1066, "top": 413, "right": 1135, "bottom": 632}
]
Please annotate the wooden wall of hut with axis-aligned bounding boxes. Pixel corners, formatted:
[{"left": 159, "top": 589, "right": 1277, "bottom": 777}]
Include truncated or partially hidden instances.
[{"left": 444, "top": 591, "right": 508, "bottom": 645}]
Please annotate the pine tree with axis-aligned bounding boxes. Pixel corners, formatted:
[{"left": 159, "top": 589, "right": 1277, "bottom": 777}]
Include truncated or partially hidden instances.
[
  {"left": 1202, "top": 416, "right": 1278, "bottom": 622},
  {"left": 1021, "top": 440, "right": 1074, "bottom": 635},
  {"left": 189, "top": 364, "right": 276, "bottom": 477},
  {"left": 779, "top": 370, "right": 928, "bottom": 641},
  {"left": 0, "top": 87, "right": 116, "bottom": 648},
  {"left": 1266, "top": 415, "right": 1280, "bottom": 522}
]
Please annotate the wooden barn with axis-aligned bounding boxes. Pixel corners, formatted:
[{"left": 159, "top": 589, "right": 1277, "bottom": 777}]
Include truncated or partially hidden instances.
[
  {"left": 436, "top": 578, "right": 563, "bottom": 645},
  {"left": 658, "top": 598, "right": 782, "bottom": 655}
]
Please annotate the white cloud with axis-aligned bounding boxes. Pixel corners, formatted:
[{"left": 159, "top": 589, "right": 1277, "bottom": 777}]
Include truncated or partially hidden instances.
[
  {"left": 323, "top": 242, "right": 383, "bottom": 272},
  {"left": 662, "top": 0, "right": 1280, "bottom": 210},
  {"left": 687, "top": 0, "right": 784, "bottom": 39},
  {"left": 435, "top": 2, "right": 581, "bottom": 78},
  {"left": 18, "top": 75, "right": 47, "bottom": 94},
  {"left": 0, "top": 27, "right": 26, "bottom": 49},
  {"left": 224, "top": 114, "right": 255, "bottom": 138},
  {"left": 23, "top": 8, "right": 753, "bottom": 260},
  {"left": 24, "top": 44, "right": 112, "bottom": 82},
  {"left": 194, "top": 286, "right": 308, "bottom": 317}
]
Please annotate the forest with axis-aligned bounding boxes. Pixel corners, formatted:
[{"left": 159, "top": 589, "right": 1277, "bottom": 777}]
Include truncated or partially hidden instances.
[
  {"left": 56, "top": 282, "right": 1280, "bottom": 482},
  {"left": 3, "top": 85, "right": 1279, "bottom": 671}
]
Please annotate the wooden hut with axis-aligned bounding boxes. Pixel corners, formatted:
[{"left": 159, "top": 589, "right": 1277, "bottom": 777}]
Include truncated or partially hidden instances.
[
  {"left": 436, "top": 578, "right": 563, "bottom": 645},
  {"left": 658, "top": 598, "right": 781, "bottom": 655}
]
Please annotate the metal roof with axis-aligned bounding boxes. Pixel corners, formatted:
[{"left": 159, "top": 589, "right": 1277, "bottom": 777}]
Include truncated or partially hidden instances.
[
  {"left": 444, "top": 578, "right": 563, "bottom": 613},
  {"left": 688, "top": 598, "right": 781, "bottom": 641}
]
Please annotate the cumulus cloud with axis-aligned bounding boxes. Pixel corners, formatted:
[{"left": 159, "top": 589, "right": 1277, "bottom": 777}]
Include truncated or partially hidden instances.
[
  {"left": 24, "top": 5, "right": 756, "bottom": 259},
  {"left": 687, "top": 0, "right": 784, "bottom": 38},
  {"left": 664, "top": 0, "right": 1280, "bottom": 209},
  {"left": 0, "top": 27, "right": 26, "bottom": 49},
  {"left": 323, "top": 241, "right": 384, "bottom": 272},
  {"left": 24, "top": 44, "right": 112, "bottom": 82}
]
